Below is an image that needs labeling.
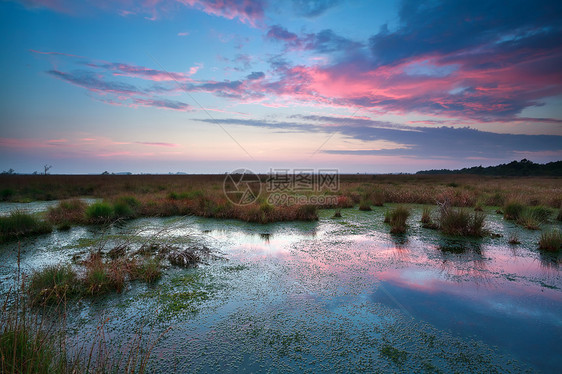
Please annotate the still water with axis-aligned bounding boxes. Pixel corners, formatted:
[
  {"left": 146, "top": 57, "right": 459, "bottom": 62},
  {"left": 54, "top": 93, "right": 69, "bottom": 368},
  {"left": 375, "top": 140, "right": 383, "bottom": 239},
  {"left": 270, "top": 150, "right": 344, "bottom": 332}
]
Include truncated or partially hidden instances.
[{"left": 0, "top": 204, "right": 560, "bottom": 373}]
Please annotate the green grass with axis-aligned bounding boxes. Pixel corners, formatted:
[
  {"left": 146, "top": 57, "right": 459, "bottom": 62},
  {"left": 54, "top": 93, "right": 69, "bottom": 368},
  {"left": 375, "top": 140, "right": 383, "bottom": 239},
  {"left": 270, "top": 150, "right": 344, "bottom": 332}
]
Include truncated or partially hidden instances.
[
  {"left": 0, "top": 323, "right": 62, "bottom": 374},
  {"left": 358, "top": 199, "right": 372, "bottom": 211},
  {"left": 503, "top": 201, "right": 524, "bottom": 220},
  {"left": 438, "top": 206, "right": 486, "bottom": 237},
  {"left": 0, "top": 210, "right": 52, "bottom": 242},
  {"left": 130, "top": 258, "right": 162, "bottom": 283},
  {"left": 112, "top": 196, "right": 140, "bottom": 219},
  {"left": 28, "top": 265, "right": 78, "bottom": 306},
  {"left": 387, "top": 205, "right": 410, "bottom": 233},
  {"left": 538, "top": 230, "right": 562, "bottom": 252},
  {"left": 85, "top": 202, "right": 114, "bottom": 223},
  {"left": 421, "top": 207, "right": 432, "bottom": 224}
]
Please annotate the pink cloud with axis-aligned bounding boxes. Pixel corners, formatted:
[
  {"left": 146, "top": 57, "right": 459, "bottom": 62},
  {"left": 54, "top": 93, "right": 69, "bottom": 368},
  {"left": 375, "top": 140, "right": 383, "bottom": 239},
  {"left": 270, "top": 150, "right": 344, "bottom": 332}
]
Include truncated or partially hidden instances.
[
  {"left": 179, "top": 0, "right": 265, "bottom": 27},
  {"left": 135, "top": 141, "right": 179, "bottom": 147}
]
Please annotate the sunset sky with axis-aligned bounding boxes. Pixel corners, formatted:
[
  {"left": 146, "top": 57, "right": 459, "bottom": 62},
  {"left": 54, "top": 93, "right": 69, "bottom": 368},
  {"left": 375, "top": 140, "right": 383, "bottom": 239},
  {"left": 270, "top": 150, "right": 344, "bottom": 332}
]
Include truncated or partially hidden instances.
[{"left": 1, "top": 0, "right": 561, "bottom": 174}]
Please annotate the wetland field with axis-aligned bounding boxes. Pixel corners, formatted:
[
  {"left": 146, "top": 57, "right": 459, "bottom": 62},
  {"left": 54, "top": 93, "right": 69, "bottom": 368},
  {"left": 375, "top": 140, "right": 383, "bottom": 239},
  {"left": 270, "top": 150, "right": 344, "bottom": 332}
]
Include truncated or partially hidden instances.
[{"left": 1, "top": 174, "right": 561, "bottom": 373}]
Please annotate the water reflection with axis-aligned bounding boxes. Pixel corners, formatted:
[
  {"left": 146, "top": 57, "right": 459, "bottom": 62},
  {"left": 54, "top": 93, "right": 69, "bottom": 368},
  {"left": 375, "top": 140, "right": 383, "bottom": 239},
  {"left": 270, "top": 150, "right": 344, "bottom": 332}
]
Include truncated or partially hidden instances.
[
  {"left": 539, "top": 250, "right": 561, "bottom": 269},
  {"left": 259, "top": 233, "right": 272, "bottom": 243}
]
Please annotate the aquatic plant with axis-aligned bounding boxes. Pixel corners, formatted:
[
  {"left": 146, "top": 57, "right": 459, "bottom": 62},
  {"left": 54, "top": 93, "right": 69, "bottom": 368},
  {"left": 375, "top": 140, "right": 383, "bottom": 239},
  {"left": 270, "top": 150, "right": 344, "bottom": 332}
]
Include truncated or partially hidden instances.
[
  {"left": 0, "top": 210, "right": 52, "bottom": 242},
  {"left": 538, "top": 230, "right": 562, "bottom": 252},
  {"left": 28, "top": 265, "right": 78, "bottom": 306},
  {"left": 526, "top": 206, "right": 552, "bottom": 223},
  {"left": 2, "top": 277, "right": 167, "bottom": 374},
  {"left": 82, "top": 252, "right": 124, "bottom": 294},
  {"left": 387, "top": 205, "right": 410, "bottom": 234},
  {"left": 421, "top": 207, "right": 432, "bottom": 224},
  {"left": 380, "top": 343, "right": 408, "bottom": 366},
  {"left": 508, "top": 233, "right": 521, "bottom": 245},
  {"left": 0, "top": 314, "right": 63, "bottom": 374},
  {"left": 371, "top": 190, "right": 385, "bottom": 206},
  {"left": 516, "top": 210, "right": 540, "bottom": 230},
  {"left": 112, "top": 196, "right": 140, "bottom": 219},
  {"left": 358, "top": 199, "right": 372, "bottom": 211},
  {"left": 295, "top": 204, "right": 318, "bottom": 221},
  {"left": 332, "top": 208, "right": 342, "bottom": 218},
  {"left": 438, "top": 205, "right": 486, "bottom": 237},
  {"left": 47, "top": 198, "right": 87, "bottom": 225},
  {"left": 86, "top": 202, "right": 114, "bottom": 223},
  {"left": 0, "top": 188, "right": 15, "bottom": 201},
  {"left": 421, "top": 207, "right": 439, "bottom": 229},
  {"left": 503, "top": 201, "right": 524, "bottom": 220},
  {"left": 130, "top": 257, "right": 162, "bottom": 283}
]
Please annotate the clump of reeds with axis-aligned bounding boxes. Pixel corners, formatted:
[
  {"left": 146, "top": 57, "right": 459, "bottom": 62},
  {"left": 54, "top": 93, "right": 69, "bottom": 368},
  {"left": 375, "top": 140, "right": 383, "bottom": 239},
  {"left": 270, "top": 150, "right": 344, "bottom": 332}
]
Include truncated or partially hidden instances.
[
  {"left": 538, "top": 230, "right": 562, "bottom": 252},
  {"left": 28, "top": 264, "right": 78, "bottom": 306},
  {"left": 86, "top": 202, "right": 114, "bottom": 224},
  {"left": 358, "top": 199, "right": 372, "bottom": 211},
  {"left": 371, "top": 190, "right": 385, "bottom": 207},
  {"left": 47, "top": 199, "right": 87, "bottom": 226},
  {"left": 0, "top": 210, "right": 52, "bottom": 242},
  {"left": 503, "top": 201, "right": 524, "bottom": 220},
  {"left": 112, "top": 196, "right": 140, "bottom": 219},
  {"left": 508, "top": 233, "right": 521, "bottom": 245},
  {"left": 438, "top": 205, "right": 486, "bottom": 237},
  {"left": 129, "top": 257, "right": 162, "bottom": 283},
  {"left": 332, "top": 208, "right": 342, "bottom": 218},
  {"left": 386, "top": 205, "right": 410, "bottom": 234},
  {"left": 420, "top": 206, "right": 439, "bottom": 229}
]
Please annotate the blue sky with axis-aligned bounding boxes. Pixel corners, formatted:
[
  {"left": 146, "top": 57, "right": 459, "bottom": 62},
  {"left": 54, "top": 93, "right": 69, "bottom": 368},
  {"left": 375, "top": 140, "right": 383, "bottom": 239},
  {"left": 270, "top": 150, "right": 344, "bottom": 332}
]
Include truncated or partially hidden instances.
[{"left": 0, "top": 0, "right": 561, "bottom": 174}]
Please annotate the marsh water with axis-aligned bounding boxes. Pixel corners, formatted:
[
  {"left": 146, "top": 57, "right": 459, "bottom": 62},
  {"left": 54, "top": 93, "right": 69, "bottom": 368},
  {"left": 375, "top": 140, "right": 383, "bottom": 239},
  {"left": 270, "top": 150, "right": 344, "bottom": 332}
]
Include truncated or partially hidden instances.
[{"left": 1, "top": 202, "right": 561, "bottom": 373}]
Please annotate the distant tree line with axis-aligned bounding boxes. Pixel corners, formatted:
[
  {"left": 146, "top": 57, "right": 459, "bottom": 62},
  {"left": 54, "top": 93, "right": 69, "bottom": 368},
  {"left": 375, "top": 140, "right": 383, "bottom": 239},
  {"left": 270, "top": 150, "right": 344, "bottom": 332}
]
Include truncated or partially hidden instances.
[{"left": 417, "top": 159, "right": 562, "bottom": 176}]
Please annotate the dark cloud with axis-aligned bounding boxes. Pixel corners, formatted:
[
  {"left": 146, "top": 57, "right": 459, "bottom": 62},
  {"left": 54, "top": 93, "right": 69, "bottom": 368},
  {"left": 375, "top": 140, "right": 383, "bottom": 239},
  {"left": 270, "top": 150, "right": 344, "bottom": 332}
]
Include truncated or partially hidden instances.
[
  {"left": 369, "top": 0, "right": 562, "bottom": 66},
  {"left": 247, "top": 71, "right": 265, "bottom": 80},
  {"left": 304, "top": 29, "right": 363, "bottom": 53},
  {"left": 267, "top": 25, "right": 299, "bottom": 42},
  {"left": 266, "top": 26, "right": 362, "bottom": 53},
  {"left": 47, "top": 70, "right": 140, "bottom": 95},
  {"left": 291, "top": 0, "right": 340, "bottom": 17},
  {"left": 132, "top": 98, "right": 189, "bottom": 111},
  {"left": 195, "top": 116, "right": 562, "bottom": 160}
]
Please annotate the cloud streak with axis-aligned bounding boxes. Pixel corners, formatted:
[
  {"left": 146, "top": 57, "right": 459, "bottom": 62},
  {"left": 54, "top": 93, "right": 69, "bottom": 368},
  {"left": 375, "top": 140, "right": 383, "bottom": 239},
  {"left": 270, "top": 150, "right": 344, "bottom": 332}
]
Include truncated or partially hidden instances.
[{"left": 194, "top": 116, "right": 562, "bottom": 160}]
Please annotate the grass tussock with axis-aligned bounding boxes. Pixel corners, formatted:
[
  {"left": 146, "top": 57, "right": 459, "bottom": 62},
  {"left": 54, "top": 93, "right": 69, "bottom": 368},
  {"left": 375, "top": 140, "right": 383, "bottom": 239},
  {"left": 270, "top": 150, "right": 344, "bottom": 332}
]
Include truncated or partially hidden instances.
[
  {"left": 538, "top": 230, "right": 562, "bottom": 252},
  {"left": 508, "top": 233, "right": 521, "bottom": 245},
  {"left": 438, "top": 205, "right": 486, "bottom": 237},
  {"left": 129, "top": 257, "right": 162, "bottom": 283},
  {"left": 386, "top": 205, "right": 410, "bottom": 234},
  {"left": 358, "top": 199, "right": 372, "bottom": 211},
  {"left": 47, "top": 198, "right": 87, "bottom": 225},
  {"left": 421, "top": 206, "right": 439, "bottom": 229},
  {"left": 3, "top": 275, "right": 168, "bottom": 374},
  {"left": 85, "top": 202, "right": 114, "bottom": 223},
  {"left": 503, "top": 201, "right": 525, "bottom": 220},
  {"left": 28, "top": 265, "right": 78, "bottom": 306},
  {"left": 0, "top": 210, "right": 52, "bottom": 242},
  {"left": 0, "top": 316, "right": 63, "bottom": 374}
]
